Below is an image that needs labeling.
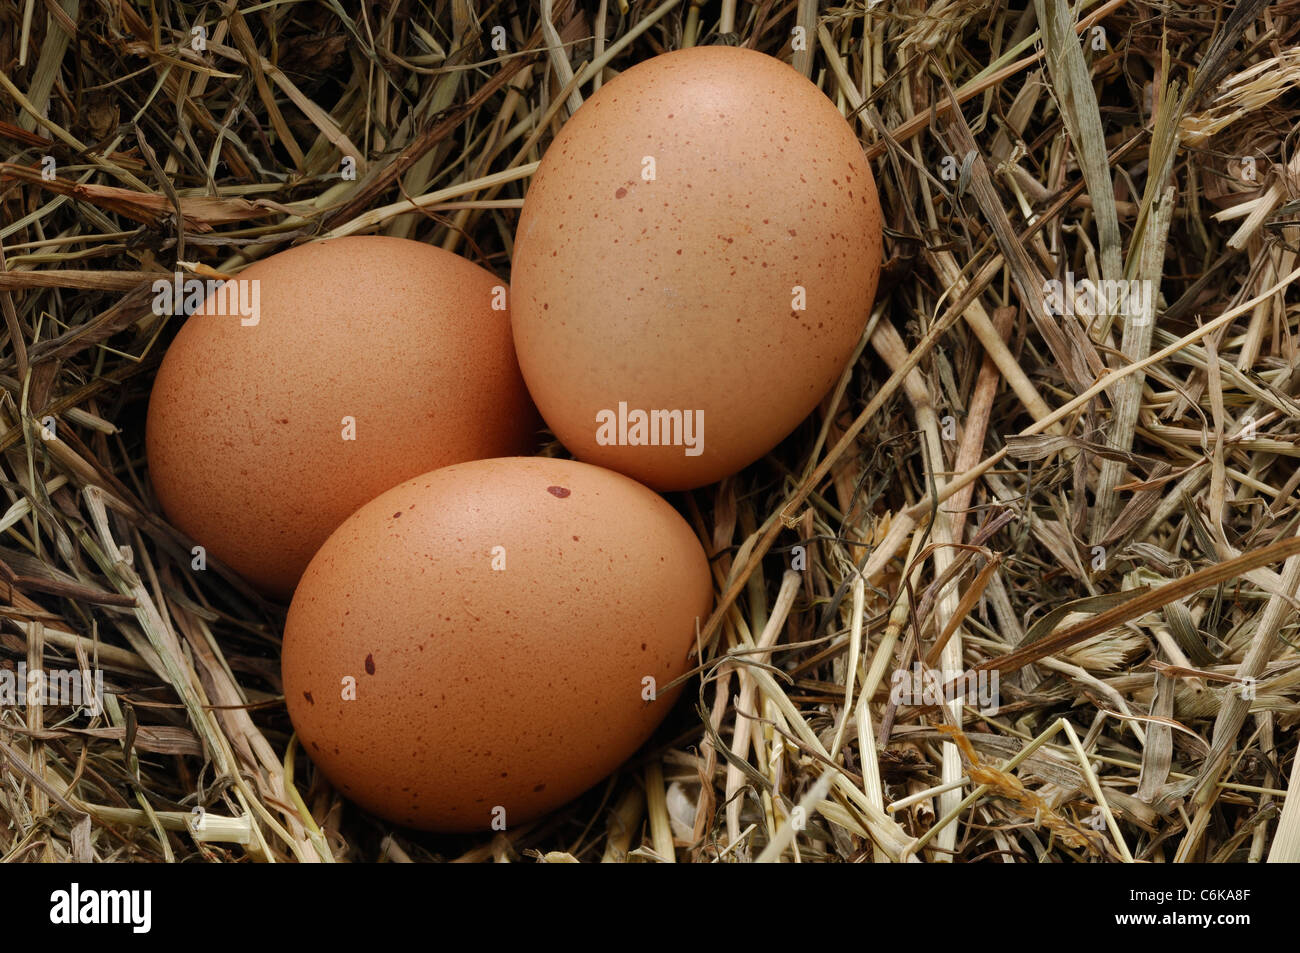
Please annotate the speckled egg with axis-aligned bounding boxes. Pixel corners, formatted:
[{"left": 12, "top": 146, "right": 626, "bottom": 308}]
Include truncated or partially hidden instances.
[
  {"left": 512, "top": 46, "right": 883, "bottom": 490},
  {"left": 281, "top": 456, "right": 713, "bottom": 831},
  {"left": 146, "top": 236, "right": 537, "bottom": 599}
]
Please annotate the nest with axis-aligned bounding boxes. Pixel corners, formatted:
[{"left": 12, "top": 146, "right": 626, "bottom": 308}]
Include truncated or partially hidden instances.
[{"left": 2, "top": 0, "right": 1299, "bottom": 863}]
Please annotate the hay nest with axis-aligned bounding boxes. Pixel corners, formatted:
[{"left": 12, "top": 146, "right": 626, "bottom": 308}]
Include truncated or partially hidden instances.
[{"left": 2, "top": 0, "right": 1299, "bottom": 863}]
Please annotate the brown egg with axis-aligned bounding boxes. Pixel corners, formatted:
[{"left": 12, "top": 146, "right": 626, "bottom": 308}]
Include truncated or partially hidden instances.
[
  {"left": 512, "top": 46, "right": 883, "bottom": 490},
  {"left": 146, "top": 236, "right": 537, "bottom": 599},
  {"left": 281, "top": 456, "right": 712, "bottom": 832}
]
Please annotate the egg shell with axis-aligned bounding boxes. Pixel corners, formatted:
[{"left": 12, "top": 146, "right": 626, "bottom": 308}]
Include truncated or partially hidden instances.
[
  {"left": 146, "top": 236, "right": 537, "bottom": 599},
  {"left": 281, "top": 456, "right": 713, "bottom": 831},
  {"left": 511, "top": 46, "right": 883, "bottom": 490}
]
